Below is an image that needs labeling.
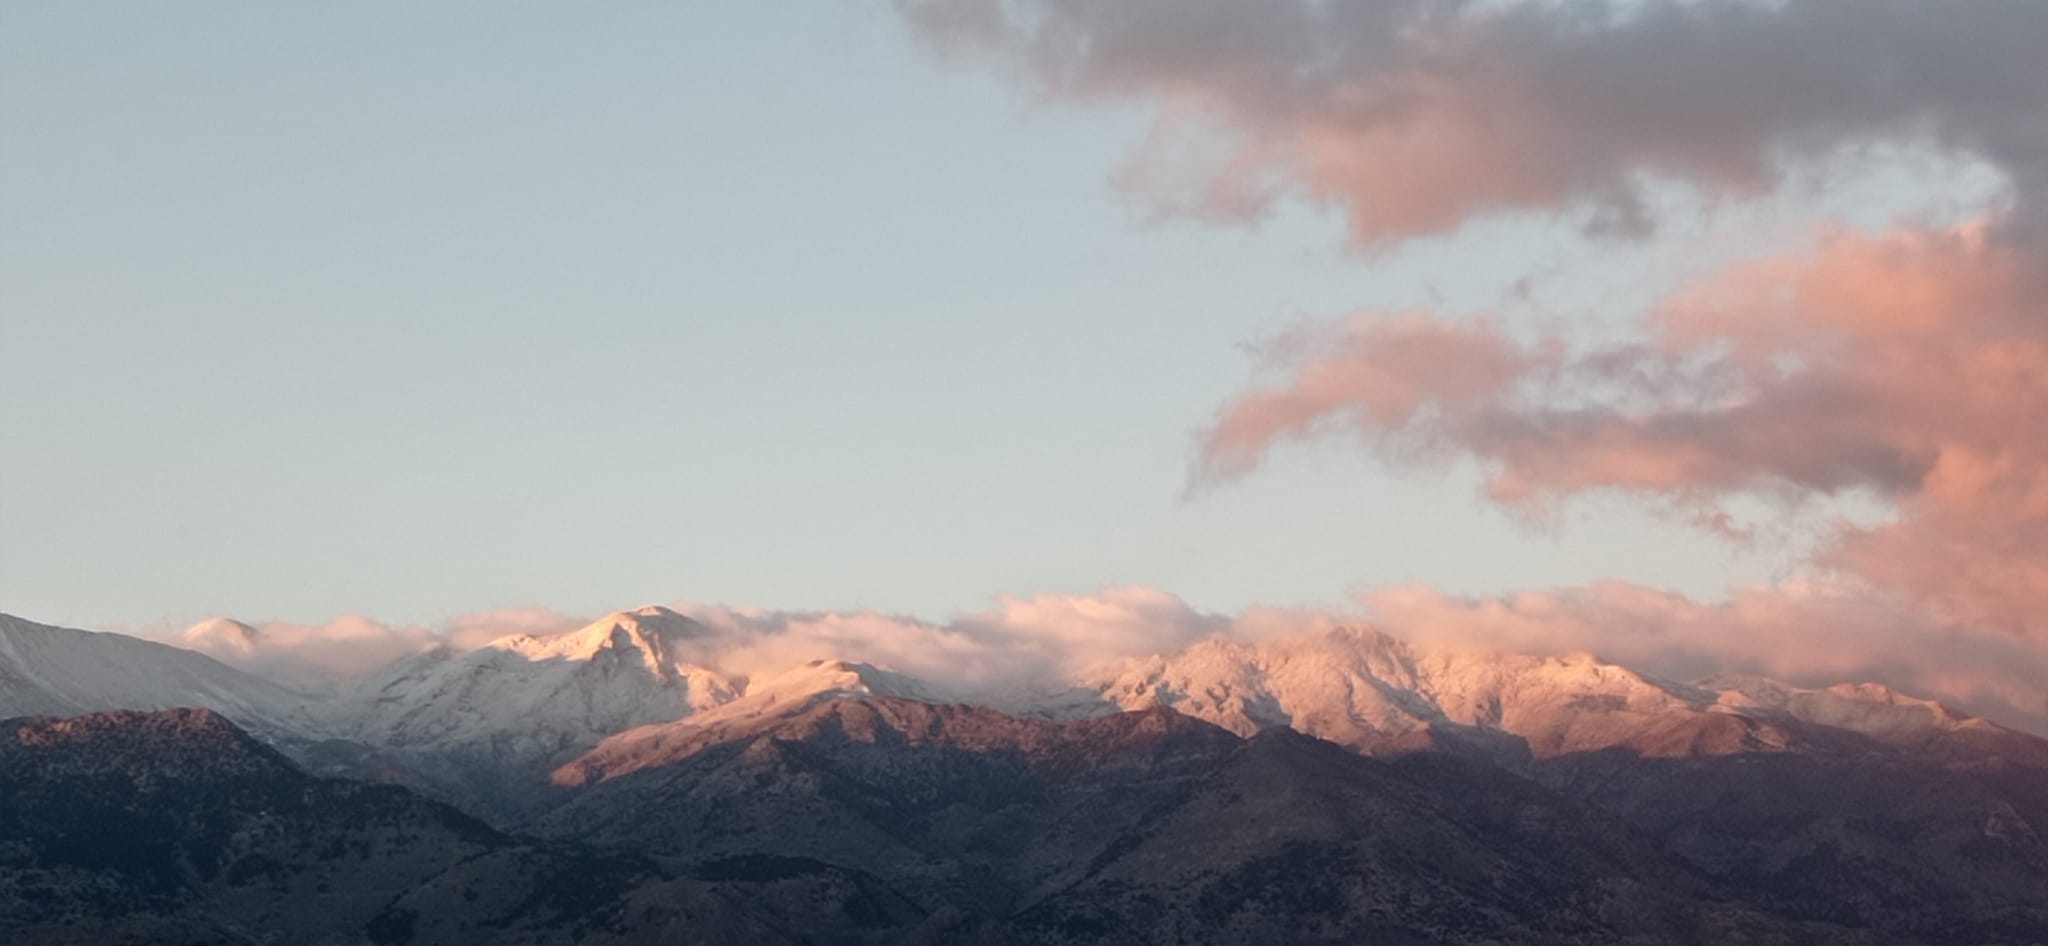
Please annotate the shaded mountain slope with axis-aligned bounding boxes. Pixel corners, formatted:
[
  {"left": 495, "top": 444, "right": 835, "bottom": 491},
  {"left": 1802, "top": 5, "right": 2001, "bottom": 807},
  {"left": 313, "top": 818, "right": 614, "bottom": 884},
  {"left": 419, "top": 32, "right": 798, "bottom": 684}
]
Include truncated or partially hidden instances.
[
  {"left": 0, "top": 708, "right": 927, "bottom": 946},
  {"left": 538, "top": 695, "right": 1896, "bottom": 945},
  {"left": 1532, "top": 748, "right": 2048, "bottom": 944},
  {"left": 0, "top": 614, "right": 317, "bottom": 740},
  {"left": 542, "top": 698, "right": 1236, "bottom": 915},
  {"left": 9, "top": 698, "right": 2045, "bottom": 945}
]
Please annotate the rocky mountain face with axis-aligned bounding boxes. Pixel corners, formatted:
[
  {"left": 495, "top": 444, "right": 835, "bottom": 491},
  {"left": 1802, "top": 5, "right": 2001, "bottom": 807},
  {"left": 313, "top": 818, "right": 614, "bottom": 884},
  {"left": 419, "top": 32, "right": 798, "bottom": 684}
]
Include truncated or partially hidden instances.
[{"left": 4, "top": 610, "right": 2047, "bottom": 943}]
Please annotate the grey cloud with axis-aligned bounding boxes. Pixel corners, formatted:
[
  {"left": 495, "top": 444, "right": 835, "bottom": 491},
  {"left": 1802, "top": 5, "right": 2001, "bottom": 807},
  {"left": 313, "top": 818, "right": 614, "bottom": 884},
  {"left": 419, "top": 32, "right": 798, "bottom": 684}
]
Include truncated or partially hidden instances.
[{"left": 901, "top": 0, "right": 2048, "bottom": 245}]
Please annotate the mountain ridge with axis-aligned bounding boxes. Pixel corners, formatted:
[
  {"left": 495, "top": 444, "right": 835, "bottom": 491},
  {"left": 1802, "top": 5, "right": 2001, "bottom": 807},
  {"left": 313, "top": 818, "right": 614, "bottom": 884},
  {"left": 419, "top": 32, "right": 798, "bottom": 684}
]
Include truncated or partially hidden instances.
[{"left": 7, "top": 609, "right": 2044, "bottom": 781}]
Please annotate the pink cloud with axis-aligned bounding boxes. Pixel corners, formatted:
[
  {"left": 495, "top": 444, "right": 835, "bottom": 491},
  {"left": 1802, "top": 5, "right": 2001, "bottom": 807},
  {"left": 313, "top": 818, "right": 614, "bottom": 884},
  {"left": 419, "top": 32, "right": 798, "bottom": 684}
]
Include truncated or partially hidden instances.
[
  {"left": 1196, "top": 223, "right": 2048, "bottom": 646},
  {"left": 174, "top": 614, "right": 440, "bottom": 690},
  {"left": 142, "top": 583, "right": 2048, "bottom": 734},
  {"left": 437, "top": 605, "right": 587, "bottom": 650},
  {"left": 670, "top": 586, "right": 1224, "bottom": 689},
  {"left": 1195, "top": 314, "right": 1541, "bottom": 487},
  {"left": 170, "top": 605, "right": 588, "bottom": 690},
  {"left": 666, "top": 604, "right": 1008, "bottom": 686}
]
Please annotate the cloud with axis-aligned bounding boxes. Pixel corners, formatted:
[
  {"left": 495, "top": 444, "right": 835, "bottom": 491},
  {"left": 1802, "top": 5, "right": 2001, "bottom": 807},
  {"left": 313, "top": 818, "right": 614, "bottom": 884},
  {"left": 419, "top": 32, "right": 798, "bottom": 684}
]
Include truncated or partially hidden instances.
[
  {"left": 668, "top": 586, "right": 1224, "bottom": 690},
  {"left": 176, "top": 614, "right": 440, "bottom": 690},
  {"left": 958, "top": 585, "right": 1229, "bottom": 671},
  {"left": 900, "top": 0, "right": 2048, "bottom": 246},
  {"left": 663, "top": 604, "right": 1009, "bottom": 687},
  {"left": 1193, "top": 312, "right": 1546, "bottom": 487},
  {"left": 1361, "top": 580, "right": 2048, "bottom": 736},
  {"left": 174, "top": 605, "right": 585, "bottom": 690},
  {"left": 1196, "top": 223, "right": 2048, "bottom": 642},
  {"left": 437, "top": 605, "right": 586, "bottom": 650},
  {"left": 147, "top": 582, "right": 2048, "bottom": 735},
  {"left": 672, "top": 584, "right": 2048, "bottom": 733},
  {"left": 164, "top": 591, "right": 1223, "bottom": 698}
]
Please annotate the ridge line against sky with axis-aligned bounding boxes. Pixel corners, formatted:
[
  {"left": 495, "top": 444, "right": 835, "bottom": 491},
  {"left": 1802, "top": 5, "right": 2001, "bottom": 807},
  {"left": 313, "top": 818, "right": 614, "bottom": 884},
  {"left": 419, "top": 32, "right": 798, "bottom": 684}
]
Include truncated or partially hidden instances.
[
  {"left": 5, "top": 2, "right": 2046, "bottom": 732},
  {"left": 122, "top": 580, "right": 2048, "bottom": 738}
]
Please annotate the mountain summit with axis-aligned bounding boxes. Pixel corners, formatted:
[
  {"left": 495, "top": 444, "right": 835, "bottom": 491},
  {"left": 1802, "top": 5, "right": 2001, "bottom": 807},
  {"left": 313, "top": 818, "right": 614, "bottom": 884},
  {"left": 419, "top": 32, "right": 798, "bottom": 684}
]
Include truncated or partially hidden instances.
[{"left": 329, "top": 608, "right": 740, "bottom": 788}]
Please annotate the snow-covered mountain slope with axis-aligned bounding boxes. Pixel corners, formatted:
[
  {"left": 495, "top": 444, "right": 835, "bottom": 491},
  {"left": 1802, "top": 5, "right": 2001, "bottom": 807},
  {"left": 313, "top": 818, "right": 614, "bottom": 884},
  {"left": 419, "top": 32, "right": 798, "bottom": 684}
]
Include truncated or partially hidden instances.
[
  {"left": 551, "top": 658, "right": 940, "bottom": 786},
  {"left": 10, "top": 605, "right": 2042, "bottom": 786},
  {"left": 330, "top": 606, "right": 741, "bottom": 767},
  {"left": 1705, "top": 674, "right": 1976, "bottom": 736},
  {"left": 1700, "top": 674, "right": 2048, "bottom": 766},
  {"left": 1058, "top": 626, "right": 2046, "bottom": 761},
  {"left": 676, "top": 657, "right": 939, "bottom": 729},
  {"left": 0, "top": 613, "right": 319, "bottom": 739},
  {"left": 311, "top": 610, "right": 2048, "bottom": 774}
]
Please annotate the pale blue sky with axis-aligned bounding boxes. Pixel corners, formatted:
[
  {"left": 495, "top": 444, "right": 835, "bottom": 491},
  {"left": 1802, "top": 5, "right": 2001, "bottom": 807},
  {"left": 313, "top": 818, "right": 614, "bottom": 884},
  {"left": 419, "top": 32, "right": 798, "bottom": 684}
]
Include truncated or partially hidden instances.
[{"left": 1, "top": 2, "right": 1929, "bottom": 630}]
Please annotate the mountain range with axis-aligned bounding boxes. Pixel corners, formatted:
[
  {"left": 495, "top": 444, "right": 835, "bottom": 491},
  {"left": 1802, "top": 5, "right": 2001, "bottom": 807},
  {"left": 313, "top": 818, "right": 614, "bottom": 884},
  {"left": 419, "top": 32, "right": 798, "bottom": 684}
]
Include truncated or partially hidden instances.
[{"left": 2, "top": 607, "right": 2044, "bottom": 944}]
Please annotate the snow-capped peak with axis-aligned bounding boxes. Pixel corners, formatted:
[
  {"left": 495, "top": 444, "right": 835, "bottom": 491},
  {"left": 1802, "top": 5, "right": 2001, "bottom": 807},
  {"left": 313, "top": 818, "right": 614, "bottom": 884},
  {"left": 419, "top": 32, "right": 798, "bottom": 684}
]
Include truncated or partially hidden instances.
[
  {"left": 177, "top": 617, "right": 263, "bottom": 657},
  {"left": 331, "top": 606, "right": 738, "bottom": 766},
  {"left": 487, "top": 606, "right": 706, "bottom": 666}
]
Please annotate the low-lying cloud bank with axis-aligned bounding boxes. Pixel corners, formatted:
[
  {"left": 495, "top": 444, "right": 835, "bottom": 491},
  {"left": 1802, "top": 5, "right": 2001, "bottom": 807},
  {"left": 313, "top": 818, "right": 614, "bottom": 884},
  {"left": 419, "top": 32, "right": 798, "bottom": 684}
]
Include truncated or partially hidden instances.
[
  {"left": 160, "top": 583, "right": 2048, "bottom": 737},
  {"left": 170, "top": 606, "right": 585, "bottom": 691},
  {"left": 1362, "top": 582, "right": 2048, "bottom": 738}
]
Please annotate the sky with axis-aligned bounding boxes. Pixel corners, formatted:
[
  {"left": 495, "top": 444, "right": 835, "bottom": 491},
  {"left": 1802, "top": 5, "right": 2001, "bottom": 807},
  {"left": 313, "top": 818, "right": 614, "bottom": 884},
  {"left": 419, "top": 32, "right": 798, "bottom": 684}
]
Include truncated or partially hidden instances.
[{"left": 4, "top": 2, "right": 2046, "bottom": 730}]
